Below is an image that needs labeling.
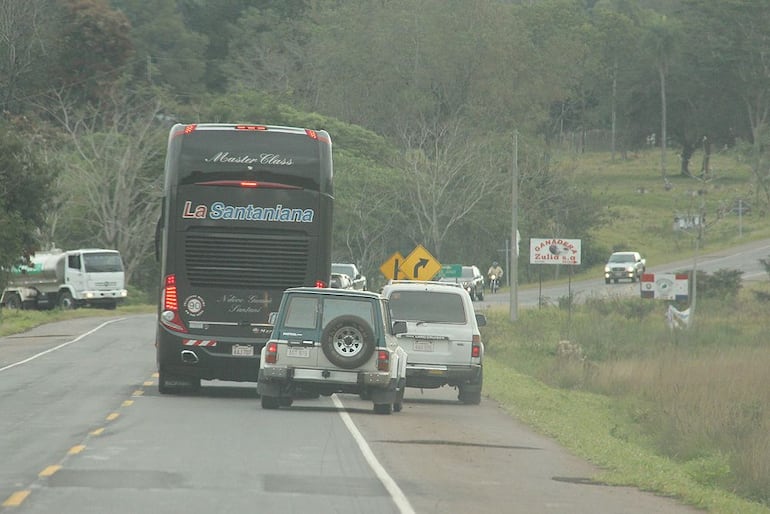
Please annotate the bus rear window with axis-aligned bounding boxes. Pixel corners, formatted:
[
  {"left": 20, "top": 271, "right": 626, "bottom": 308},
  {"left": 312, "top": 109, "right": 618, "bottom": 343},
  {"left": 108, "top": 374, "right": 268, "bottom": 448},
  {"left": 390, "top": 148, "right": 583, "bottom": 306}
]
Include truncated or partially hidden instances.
[{"left": 177, "top": 131, "right": 322, "bottom": 188}]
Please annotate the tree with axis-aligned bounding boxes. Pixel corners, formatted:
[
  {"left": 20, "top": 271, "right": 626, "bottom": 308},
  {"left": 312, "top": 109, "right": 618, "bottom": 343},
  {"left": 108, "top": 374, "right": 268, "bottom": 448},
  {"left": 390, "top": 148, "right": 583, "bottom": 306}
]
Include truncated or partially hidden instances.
[
  {"left": 683, "top": 0, "right": 770, "bottom": 206},
  {"left": 643, "top": 13, "right": 681, "bottom": 184},
  {"left": 43, "top": 88, "right": 167, "bottom": 286},
  {"left": 0, "top": 0, "right": 58, "bottom": 113},
  {"left": 112, "top": 0, "right": 207, "bottom": 95},
  {"left": 393, "top": 118, "right": 505, "bottom": 259},
  {"left": 0, "top": 119, "right": 56, "bottom": 278},
  {"left": 52, "top": 0, "right": 134, "bottom": 104}
]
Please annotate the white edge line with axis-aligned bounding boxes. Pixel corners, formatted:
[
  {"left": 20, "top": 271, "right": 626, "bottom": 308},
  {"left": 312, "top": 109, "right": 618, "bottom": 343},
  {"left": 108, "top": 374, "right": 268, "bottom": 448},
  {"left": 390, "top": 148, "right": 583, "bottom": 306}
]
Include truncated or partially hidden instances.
[
  {"left": 0, "top": 318, "right": 127, "bottom": 373},
  {"left": 332, "top": 394, "right": 416, "bottom": 514}
]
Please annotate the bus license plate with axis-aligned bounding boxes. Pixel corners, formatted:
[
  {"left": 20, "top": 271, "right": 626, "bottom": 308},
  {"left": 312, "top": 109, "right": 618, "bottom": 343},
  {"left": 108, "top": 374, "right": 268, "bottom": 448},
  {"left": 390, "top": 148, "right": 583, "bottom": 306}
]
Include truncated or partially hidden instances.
[
  {"left": 413, "top": 341, "right": 434, "bottom": 352},
  {"left": 232, "top": 344, "right": 254, "bottom": 356},
  {"left": 287, "top": 347, "right": 310, "bottom": 358}
]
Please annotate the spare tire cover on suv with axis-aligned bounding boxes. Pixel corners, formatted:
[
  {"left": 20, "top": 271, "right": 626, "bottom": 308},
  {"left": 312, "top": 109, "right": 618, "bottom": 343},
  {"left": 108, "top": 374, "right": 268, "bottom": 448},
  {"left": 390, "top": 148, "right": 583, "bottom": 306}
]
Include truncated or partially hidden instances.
[{"left": 321, "top": 315, "right": 376, "bottom": 369}]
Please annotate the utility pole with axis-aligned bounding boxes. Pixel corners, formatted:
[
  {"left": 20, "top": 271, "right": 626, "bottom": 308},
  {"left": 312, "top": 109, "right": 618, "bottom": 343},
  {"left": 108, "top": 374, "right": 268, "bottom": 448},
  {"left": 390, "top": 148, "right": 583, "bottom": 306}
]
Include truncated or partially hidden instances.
[{"left": 510, "top": 131, "right": 519, "bottom": 322}]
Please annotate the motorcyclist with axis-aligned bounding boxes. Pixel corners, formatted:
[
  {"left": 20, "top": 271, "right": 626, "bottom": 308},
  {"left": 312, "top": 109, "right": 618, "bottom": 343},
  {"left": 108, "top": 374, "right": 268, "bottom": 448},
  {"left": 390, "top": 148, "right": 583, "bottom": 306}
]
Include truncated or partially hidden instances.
[{"left": 487, "top": 261, "right": 503, "bottom": 290}]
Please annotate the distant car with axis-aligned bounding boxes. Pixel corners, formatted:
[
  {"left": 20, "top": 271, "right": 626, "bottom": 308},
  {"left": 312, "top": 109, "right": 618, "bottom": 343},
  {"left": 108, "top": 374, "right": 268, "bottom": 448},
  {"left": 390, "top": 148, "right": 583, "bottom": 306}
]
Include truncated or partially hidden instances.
[
  {"left": 439, "top": 265, "right": 484, "bottom": 301},
  {"left": 330, "top": 272, "right": 353, "bottom": 289},
  {"left": 331, "top": 263, "right": 367, "bottom": 290},
  {"left": 257, "top": 287, "right": 407, "bottom": 414},
  {"left": 382, "top": 280, "right": 486, "bottom": 404},
  {"left": 604, "top": 251, "right": 646, "bottom": 284}
]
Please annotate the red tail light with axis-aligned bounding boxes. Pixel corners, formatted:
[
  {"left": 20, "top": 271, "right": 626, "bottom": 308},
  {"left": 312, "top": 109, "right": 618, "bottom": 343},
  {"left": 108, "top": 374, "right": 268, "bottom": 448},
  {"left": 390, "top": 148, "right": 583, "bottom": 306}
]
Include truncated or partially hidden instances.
[
  {"left": 377, "top": 350, "right": 390, "bottom": 372},
  {"left": 163, "top": 274, "right": 178, "bottom": 311},
  {"left": 315, "top": 280, "right": 327, "bottom": 288},
  {"left": 160, "top": 274, "right": 187, "bottom": 333},
  {"left": 305, "top": 129, "right": 330, "bottom": 144},
  {"left": 472, "top": 335, "right": 481, "bottom": 358},
  {"left": 265, "top": 342, "right": 278, "bottom": 364}
]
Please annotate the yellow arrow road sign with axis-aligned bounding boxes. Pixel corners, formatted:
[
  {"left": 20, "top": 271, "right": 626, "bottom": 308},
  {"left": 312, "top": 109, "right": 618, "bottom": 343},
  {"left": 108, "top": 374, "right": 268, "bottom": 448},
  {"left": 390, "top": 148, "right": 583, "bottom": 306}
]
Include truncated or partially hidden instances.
[{"left": 401, "top": 244, "right": 442, "bottom": 281}]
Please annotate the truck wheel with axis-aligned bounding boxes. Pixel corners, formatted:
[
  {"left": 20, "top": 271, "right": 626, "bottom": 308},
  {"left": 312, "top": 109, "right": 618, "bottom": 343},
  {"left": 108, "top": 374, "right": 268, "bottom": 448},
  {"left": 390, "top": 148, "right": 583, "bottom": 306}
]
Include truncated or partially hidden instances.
[
  {"left": 5, "top": 294, "right": 22, "bottom": 310},
  {"left": 321, "top": 316, "right": 375, "bottom": 369},
  {"left": 58, "top": 292, "right": 75, "bottom": 310}
]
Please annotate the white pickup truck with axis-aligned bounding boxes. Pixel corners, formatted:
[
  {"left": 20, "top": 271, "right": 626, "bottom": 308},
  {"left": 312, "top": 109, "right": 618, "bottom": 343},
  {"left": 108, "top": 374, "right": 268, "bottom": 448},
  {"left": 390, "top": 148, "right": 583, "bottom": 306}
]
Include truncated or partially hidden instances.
[{"left": 604, "top": 251, "right": 646, "bottom": 284}]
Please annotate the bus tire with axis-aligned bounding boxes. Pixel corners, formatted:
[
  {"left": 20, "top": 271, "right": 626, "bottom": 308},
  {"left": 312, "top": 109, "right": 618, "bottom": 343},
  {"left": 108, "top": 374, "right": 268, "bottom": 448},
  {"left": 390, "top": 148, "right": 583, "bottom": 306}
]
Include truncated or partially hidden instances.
[
  {"left": 321, "top": 315, "right": 375, "bottom": 370},
  {"left": 158, "top": 369, "right": 176, "bottom": 394},
  {"left": 261, "top": 395, "right": 280, "bottom": 409}
]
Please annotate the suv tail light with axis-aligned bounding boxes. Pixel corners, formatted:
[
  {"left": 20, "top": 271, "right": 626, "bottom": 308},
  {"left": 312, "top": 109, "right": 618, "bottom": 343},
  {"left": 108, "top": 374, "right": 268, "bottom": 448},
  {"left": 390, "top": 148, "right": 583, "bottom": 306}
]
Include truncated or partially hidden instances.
[
  {"left": 265, "top": 342, "right": 278, "bottom": 364},
  {"left": 377, "top": 350, "right": 390, "bottom": 371},
  {"left": 472, "top": 335, "right": 481, "bottom": 358}
]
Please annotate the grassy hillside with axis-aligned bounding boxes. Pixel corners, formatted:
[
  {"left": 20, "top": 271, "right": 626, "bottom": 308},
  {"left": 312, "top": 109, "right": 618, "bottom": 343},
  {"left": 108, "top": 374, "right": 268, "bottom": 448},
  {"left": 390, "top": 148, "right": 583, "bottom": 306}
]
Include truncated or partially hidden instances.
[{"left": 563, "top": 147, "right": 769, "bottom": 270}]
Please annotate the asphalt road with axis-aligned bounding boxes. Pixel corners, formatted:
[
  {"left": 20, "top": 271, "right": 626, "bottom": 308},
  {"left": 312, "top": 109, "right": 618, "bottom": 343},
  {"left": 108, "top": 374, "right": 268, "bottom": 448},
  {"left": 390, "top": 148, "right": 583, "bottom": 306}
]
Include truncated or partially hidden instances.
[{"left": 0, "top": 314, "right": 703, "bottom": 514}]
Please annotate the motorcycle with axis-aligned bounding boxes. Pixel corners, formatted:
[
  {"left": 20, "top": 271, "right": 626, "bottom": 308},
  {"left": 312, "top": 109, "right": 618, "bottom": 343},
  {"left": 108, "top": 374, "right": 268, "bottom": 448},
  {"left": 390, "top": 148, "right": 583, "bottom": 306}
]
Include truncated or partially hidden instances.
[{"left": 488, "top": 274, "right": 499, "bottom": 294}]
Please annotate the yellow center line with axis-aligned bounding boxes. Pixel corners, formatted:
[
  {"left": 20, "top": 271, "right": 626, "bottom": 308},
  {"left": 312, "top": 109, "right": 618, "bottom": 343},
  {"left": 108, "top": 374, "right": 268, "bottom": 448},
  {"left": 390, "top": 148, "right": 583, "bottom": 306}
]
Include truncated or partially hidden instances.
[
  {"left": 106, "top": 412, "right": 120, "bottom": 421},
  {"left": 2, "top": 490, "right": 30, "bottom": 507},
  {"left": 122, "top": 399, "right": 135, "bottom": 407},
  {"left": 39, "top": 465, "right": 61, "bottom": 477},
  {"left": 90, "top": 427, "right": 105, "bottom": 436},
  {"left": 68, "top": 445, "right": 86, "bottom": 455},
  {"left": 143, "top": 380, "right": 154, "bottom": 386}
]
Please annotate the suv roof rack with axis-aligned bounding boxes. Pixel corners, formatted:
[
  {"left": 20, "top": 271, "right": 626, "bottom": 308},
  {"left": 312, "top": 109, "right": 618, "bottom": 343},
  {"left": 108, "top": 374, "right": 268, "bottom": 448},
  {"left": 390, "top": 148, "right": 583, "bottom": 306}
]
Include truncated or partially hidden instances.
[{"left": 386, "top": 279, "right": 462, "bottom": 288}]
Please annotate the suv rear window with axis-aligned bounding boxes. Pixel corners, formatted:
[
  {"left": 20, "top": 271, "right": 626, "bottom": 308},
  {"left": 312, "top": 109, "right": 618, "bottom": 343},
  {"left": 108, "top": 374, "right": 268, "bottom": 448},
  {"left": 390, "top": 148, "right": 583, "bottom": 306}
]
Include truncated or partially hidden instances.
[
  {"left": 283, "top": 295, "right": 376, "bottom": 330},
  {"left": 322, "top": 298, "right": 375, "bottom": 327},
  {"left": 284, "top": 296, "right": 318, "bottom": 328},
  {"left": 388, "top": 291, "right": 467, "bottom": 324}
]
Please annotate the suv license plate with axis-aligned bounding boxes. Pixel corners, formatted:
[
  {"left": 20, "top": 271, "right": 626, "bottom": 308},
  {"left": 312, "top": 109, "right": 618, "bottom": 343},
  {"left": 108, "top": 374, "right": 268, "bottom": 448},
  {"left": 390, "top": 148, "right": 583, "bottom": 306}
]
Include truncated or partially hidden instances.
[
  {"left": 287, "top": 347, "right": 310, "bottom": 358},
  {"left": 413, "top": 341, "right": 434, "bottom": 352},
  {"left": 232, "top": 344, "right": 254, "bottom": 356}
]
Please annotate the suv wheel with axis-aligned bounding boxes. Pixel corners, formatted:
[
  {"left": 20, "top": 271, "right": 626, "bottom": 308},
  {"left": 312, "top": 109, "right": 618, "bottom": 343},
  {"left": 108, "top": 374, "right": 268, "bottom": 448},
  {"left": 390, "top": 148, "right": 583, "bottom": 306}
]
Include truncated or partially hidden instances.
[
  {"left": 261, "top": 395, "right": 280, "bottom": 409},
  {"left": 373, "top": 403, "right": 392, "bottom": 415},
  {"left": 321, "top": 315, "right": 376, "bottom": 369},
  {"left": 458, "top": 368, "right": 483, "bottom": 405}
]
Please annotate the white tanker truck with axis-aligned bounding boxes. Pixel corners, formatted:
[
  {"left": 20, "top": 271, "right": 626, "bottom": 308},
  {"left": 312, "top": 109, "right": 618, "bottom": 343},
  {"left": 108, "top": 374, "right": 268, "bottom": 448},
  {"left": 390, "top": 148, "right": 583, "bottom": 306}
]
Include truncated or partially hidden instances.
[{"left": 0, "top": 248, "right": 128, "bottom": 310}]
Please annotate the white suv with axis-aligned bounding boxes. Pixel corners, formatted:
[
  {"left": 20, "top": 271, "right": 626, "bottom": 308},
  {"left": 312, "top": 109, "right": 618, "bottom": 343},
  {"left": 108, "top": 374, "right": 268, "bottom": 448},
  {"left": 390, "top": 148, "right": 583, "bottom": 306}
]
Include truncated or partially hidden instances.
[
  {"left": 257, "top": 287, "right": 407, "bottom": 414},
  {"left": 381, "top": 280, "right": 486, "bottom": 404}
]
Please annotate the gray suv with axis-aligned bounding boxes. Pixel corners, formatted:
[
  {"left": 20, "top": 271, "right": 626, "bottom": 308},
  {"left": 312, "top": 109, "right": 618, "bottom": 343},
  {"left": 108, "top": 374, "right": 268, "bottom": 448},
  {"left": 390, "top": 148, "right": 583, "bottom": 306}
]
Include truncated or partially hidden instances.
[{"left": 257, "top": 287, "right": 407, "bottom": 414}]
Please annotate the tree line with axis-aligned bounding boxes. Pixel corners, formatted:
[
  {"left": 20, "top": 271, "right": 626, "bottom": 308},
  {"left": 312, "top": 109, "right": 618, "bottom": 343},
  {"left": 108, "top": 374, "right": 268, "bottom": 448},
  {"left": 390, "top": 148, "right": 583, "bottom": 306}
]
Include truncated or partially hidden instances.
[{"left": 1, "top": 0, "right": 768, "bottom": 293}]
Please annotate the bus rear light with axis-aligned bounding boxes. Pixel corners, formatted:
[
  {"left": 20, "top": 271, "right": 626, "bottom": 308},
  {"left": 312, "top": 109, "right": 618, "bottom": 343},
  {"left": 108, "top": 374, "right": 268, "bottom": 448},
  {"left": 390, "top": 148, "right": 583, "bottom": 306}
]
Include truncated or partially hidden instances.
[
  {"left": 163, "top": 275, "right": 179, "bottom": 311},
  {"left": 305, "top": 129, "right": 330, "bottom": 144},
  {"left": 265, "top": 342, "right": 278, "bottom": 364},
  {"left": 161, "top": 274, "right": 188, "bottom": 333},
  {"left": 196, "top": 180, "right": 300, "bottom": 190},
  {"left": 377, "top": 350, "right": 390, "bottom": 372},
  {"left": 472, "top": 336, "right": 481, "bottom": 358}
]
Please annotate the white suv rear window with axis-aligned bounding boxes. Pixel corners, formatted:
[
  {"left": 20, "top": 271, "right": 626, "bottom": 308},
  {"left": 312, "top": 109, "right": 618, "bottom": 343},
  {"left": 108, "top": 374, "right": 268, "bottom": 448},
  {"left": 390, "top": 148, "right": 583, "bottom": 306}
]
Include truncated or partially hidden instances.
[{"left": 388, "top": 291, "right": 467, "bottom": 323}]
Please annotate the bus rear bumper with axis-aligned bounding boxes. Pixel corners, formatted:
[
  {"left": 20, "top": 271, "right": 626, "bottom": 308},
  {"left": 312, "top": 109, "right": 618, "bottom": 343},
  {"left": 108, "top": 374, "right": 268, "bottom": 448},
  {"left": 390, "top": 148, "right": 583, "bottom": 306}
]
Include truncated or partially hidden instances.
[{"left": 156, "top": 328, "right": 262, "bottom": 382}]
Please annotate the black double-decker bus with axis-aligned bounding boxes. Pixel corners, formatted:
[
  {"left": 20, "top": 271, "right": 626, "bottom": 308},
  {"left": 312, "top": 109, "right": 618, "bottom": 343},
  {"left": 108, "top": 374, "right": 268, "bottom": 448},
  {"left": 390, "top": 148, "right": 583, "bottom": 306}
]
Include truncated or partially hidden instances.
[{"left": 155, "top": 123, "right": 333, "bottom": 392}]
